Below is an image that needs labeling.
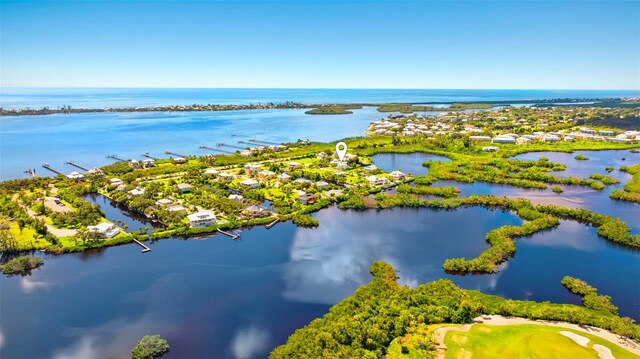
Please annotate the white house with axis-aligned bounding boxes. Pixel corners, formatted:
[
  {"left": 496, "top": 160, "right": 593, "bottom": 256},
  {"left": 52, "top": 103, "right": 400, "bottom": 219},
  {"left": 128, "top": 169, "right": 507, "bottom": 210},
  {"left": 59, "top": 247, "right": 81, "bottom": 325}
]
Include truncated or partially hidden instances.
[
  {"left": 109, "top": 178, "right": 124, "bottom": 186},
  {"left": 187, "top": 210, "right": 216, "bottom": 228},
  {"left": 177, "top": 183, "right": 192, "bottom": 193},
  {"left": 363, "top": 164, "right": 378, "bottom": 172},
  {"left": 389, "top": 170, "right": 406, "bottom": 180},
  {"left": 365, "top": 175, "right": 388, "bottom": 186},
  {"left": 240, "top": 178, "right": 259, "bottom": 188},
  {"left": 599, "top": 130, "right": 615, "bottom": 136},
  {"left": 244, "top": 163, "right": 262, "bottom": 173},
  {"left": 173, "top": 157, "right": 187, "bottom": 164},
  {"left": 516, "top": 137, "right": 532, "bottom": 144},
  {"left": 316, "top": 181, "right": 329, "bottom": 189},
  {"left": 129, "top": 187, "right": 145, "bottom": 196},
  {"left": 492, "top": 137, "right": 516, "bottom": 144},
  {"left": 258, "top": 170, "right": 275, "bottom": 179},
  {"left": 218, "top": 172, "right": 235, "bottom": 180},
  {"left": 156, "top": 198, "right": 173, "bottom": 206},
  {"left": 228, "top": 194, "right": 244, "bottom": 203},
  {"left": 142, "top": 159, "right": 156, "bottom": 168},
  {"left": 542, "top": 135, "right": 561, "bottom": 143},
  {"left": 87, "top": 222, "right": 120, "bottom": 239},
  {"left": 482, "top": 146, "right": 500, "bottom": 152},
  {"left": 288, "top": 162, "right": 303, "bottom": 169},
  {"left": 277, "top": 173, "right": 291, "bottom": 182},
  {"left": 469, "top": 136, "right": 492, "bottom": 142},
  {"left": 67, "top": 171, "right": 85, "bottom": 180},
  {"left": 204, "top": 168, "right": 219, "bottom": 176}
]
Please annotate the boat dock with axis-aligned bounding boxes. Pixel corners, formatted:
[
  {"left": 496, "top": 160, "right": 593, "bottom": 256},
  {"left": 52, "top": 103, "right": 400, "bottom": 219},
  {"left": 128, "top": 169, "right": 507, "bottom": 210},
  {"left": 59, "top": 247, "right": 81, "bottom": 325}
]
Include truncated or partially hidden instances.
[
  {"left": 200, "top": 145, "right": 235, "bottom": 154},
  {"left": 217, "top": 229, "right": 240, "bottom": 239},
  {"left": 238, "top": 140, "right": 261, "bottom": 147},
  {"left": 41, "top": 163, "right": 66, "bottom": 176},
  {"left": 142, "top": 152, "right": 160, "bottom": 160},
  {"left": 265, "top": 218, "right": 280, "bottom": 229},
  {"left": 165, "top": 150, "right": 189, "bottom": 158},
  {"left": 218, "top": 142, "right": 247, "bottom": 150},
  {"left": 106, "top": 154, "right": 127, "bottom": 162},
  {"left": 23, "top": 169, "right": 37, "bottom": 178},
  {"left": 64, "top": 160, "right": 89, "bottom": 171},
  {"left": 132, "top": 238, "right": 151, "bottom": 253},
  {"left": 249, "top": 139, "right": 279, "bottom": 146}
]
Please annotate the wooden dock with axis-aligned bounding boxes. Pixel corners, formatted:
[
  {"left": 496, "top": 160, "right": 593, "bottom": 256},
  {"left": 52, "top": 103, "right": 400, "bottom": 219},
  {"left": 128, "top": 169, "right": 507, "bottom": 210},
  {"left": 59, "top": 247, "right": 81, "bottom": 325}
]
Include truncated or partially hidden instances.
[
  {"left": 249, "top": 139, "right": 280, "bottom": 146},
  {"left": 218, "top": 142, "right": 247, "bottom": 150},
  {"left": 165, "top": 150, "right": 189, "bottom": 158},
  {"left": 106, "top": 154, "right": 127, "bottom": 162},
  {"left": 265, "top": 218, "right": 280, "bottom": 229},
  {"left": 199, "top": 145, "right": 235, "bottom": 154},
  {"left": 42, "top": 163, "right": 65, "bottom": 176},
  {"left": 142, "top": 152, "right": 160, "bottom": 160},
  {"left": 64, "top": 160, "right": 89, "bottom": 171},
  {"left": 238, "top": 140, "right": 261, "bottom": 147},
  {"left": 133, "top": 238, "right": 151, "bottom": 253},
  {"left": 217, "top": 229, "right": 240, "bottom": 239}
]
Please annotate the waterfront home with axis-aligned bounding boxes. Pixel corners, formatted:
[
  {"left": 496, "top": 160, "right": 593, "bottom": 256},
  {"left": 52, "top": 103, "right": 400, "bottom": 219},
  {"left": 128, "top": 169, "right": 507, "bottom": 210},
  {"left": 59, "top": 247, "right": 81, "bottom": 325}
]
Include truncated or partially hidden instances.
[
  {"left": 469, "top": 135, "right": 492, "bottom": 142},
  {"left": 228, "top": 194, "right": 244, "bottom": 203},
  {"left": 67, "top": 171, "right": 85, "bottom": 180},
  {"left": 542, "top": 135, "right": 561, "bottom": 143},
  {"left": 173, "top": 157, "right": 187, "bottom": 164},
  {"left": 564, "top": 136, "right": 574, "bottom": 142},
  {"left": 324, "top": 189, "right": 344, "bottom": 197},
  {"left": 243, "top": 205, "right": 268, "bottom": 218},
  {"left": 389, "top": 170, "right": 406, "bottom": 180},
  {"left": 204, "top": 168, "right": 219, "bottom": 176},
  {"left": 599, "top": 130, "right": 615, "bottom": 136},
  {"left": 218, "top": 172, "right": 235, "bottom": 180},
  {"left": 240, "top": 150, "right": 252, "bottom": 157},
  {"left": 244, "top": 163, "right": 262, "bottom": 173},
  {"left": 315, "top": 181, "right": 329, "bottom": 189},
  {"left": 177, "top": 183, "right": 192, "bottom": 193},
  {"left": 288, "top": 161, "right": 302, "bottom": 169},
  {"left": 240, "top": 178, "right": 260, "bottom": 188},
  {"left": 580, "top": 127, "right": 596, "bottom": 135},
  {"left": 187, "top": 210, "right": 216, "bottom": 228},
  {"left": 258, "top": 170, "right": 276, "bottom": 179},
  {"left": 297, "top": 193, "right": 317, "bottom": 204},
  {"left": 129, "top": 160, "right": 141, "bottom": 169},
  {"left": 129, "top": 187, "right": 145, "bottom": 196},
  {"left": 365, "top": 175, "right": 388, "bottom": 186},
  {"left": 277, "top": 173, "right": 291, "bottom": 182},
  {"left": 482, "top": 146, "right": 500, "bottom": 152},
  {"left": 87, "top": 222, "right": 120, "bottom": 239},
  {"left": 491, "top": 136, "right": 516, "bottom": 144},
  {"left": 516, "top": 137, "right": 532, "bottom": 144},
  {"left": 109, "top": 178, "right": 124, "bottom": 186},
  {"left": 363, "top": 164, "right": 379, "bottom": 172},
  {"left": 156, "top": 198, "right": 173, "bottom": 207},
  {"left": 142, "top": 159, "right": 156, "bottom": 168},
  {"left": 87, "top": 167, "right": 104, "bottom": 175}
]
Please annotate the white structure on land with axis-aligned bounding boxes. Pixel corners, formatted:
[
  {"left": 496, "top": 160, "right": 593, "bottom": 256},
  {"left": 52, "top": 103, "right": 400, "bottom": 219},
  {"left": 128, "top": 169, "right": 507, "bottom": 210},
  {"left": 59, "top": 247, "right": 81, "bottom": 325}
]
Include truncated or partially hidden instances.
[
  {"left": 188, "top": 210, "right": 216, "bottom": 228},
  {"left": 240, "top": 178, "right": 259, "bottom": 188},
  {"left": 87, "top": 222, "right": 120, "bottom": 239}
]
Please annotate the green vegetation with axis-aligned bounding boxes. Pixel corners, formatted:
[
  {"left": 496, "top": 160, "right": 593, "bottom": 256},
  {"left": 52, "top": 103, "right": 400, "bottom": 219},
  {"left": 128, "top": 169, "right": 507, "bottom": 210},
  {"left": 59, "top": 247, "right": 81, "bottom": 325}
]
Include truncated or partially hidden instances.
[
  {"left": 562, "top": 276, "right": 619, "bottom": 315},
  {"left": 132, "top": 335, "right": 170, "bottom": 359},
  {"left": 575, "top": 154, "right": 589, "bottom": 161},
  {"left": 443, "top": 324, "right": 636, "bottom": 359},
  {"left": 376, "top": 103, "right": 494, "bottom": 113},
  {"left": 305, "top": 105, "right": 362, "bottom": 115},
  {"left": 271, "top": 262, "right": 640, "bottom": 358},
  {"left": 0, "top": 255, "right": 43, "bottom": 275},
  {"left": 610, "top": 164, "right": 640, "bottom": 204},
  {"left": 292, "top": 213, "right": 319, "bottom": 228},
  {"left": 552, "top": 186, "right": 564, "bottom": 193},
  {"left": 397, "top": 184, "right": 460, "bottom": 198}
]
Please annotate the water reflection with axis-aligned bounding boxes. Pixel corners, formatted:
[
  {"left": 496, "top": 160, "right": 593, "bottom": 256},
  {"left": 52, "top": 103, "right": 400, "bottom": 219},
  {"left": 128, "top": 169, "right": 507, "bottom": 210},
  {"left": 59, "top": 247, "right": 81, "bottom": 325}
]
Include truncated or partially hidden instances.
[{"left": 372, "top": 152, "right": 451, "bottom": 176}]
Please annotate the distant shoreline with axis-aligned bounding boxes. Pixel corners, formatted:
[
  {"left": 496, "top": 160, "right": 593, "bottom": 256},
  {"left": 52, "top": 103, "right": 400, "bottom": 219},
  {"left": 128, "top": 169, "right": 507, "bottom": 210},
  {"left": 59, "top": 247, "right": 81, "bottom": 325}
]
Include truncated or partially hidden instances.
[{"left": 1, "top": 97, "right": 636, "bottom": 117}]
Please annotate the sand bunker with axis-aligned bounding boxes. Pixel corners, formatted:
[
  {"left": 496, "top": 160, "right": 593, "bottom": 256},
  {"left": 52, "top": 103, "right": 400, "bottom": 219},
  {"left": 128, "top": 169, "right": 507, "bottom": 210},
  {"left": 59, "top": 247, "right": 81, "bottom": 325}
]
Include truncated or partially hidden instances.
[
  {"left": 559, "top": 331, "right": 590, "bottom": 347},
  {"left": 593, "top": 344, "right": 615, "bottom": 359}
]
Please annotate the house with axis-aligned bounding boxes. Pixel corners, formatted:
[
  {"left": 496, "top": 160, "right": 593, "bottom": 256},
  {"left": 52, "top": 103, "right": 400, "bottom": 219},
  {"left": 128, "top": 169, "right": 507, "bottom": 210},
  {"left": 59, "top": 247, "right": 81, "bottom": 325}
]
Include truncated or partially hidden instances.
[
  {"left": 317, "top": 152, "right": 328, "bottom": 159},
  {"left": 363, "top": 164, "right": 378, "bottom": 172},
  {"left": 204, "top": 168, "right": 219, "bottom": 176},
  {"left": 482, "top": 146, "right": 500, "bottom": 152},
  {"left": 87, "top": 167, "right": 103, "bottom": 175},
  {"left": 67, "top": 171, "right": 85, "bottom": 180},
  {"left": 244, "top": 163, "right": 262, "bottom": 173},
  {"left": 365, "top": 175, "right": 388, "bottom": 186},
  {"left": 297, "top": 193, "right": 317, "bottom": 204},
  {"left": 142, "top": 159, "right": 156, "bottom": 168},
  {"left": 240, "top": 178, "right": 259, "bottom": 188},
  {"left": 294, "top": 178, "right": 311, "bottom": 185},
  {"left": 564, "top": 136, "right": 574, "bottom": 142},
  {"left": 109, "top": 178, "right": 124, "bottom": 186},
  {"left": 277, "top": 173, "right": 291, "bottom": 182},
  {"left": 228, "top": 194, "right": 244, "bottom": 203},
  {"left": 173, "top": 157, "right": 187, "bottom": 164},
  {"left": 155, "top": 198, "right": 173, "bottom": 207},
  {"left": 244, "top": 205, "right": 268, "bottom": 218},
  {"left": 469, "top": 136, "right": 492, "bottom": 142},
  {"left": 599, "top": 130, "right": 615, "bottom": 136},
  {"left": 129, "top": 187, "right": 145, "bottom": 196},
  {"left": 542, "top": 136, "right": 561, "bottom": 143},
  {"left": 240, "top": 150, "right": 252, "bottom": 157},
  {"left": 345, "top": 154, "right": 358, "bottom": 161},
  {"left": 218, "top": 172, "right": 235, "bottom": 180},
  {"left": 580, "top": 127, "right": 596, "bottom": 135},
  {"left": 167, "top": 205, "right": 187, "bottom": 212},
  {"left": 288, "top": 162, "right": 303, "bottom": 169},
  {"left": 187, "top": 210, "right": 216, "bottom": 228},
  {"left": 315, "top": 181, "right": 329, "bottom": 189},
  {"left": 324, "top": 189, "right": 344, "bottom": 197},
  {"left": 516, "top": 137, "right": 532, "bottom": 145},
  {"left": 177, "top": 183, "right": 192, "bottom": 193},
  {"left": 129, "top": 160, "right": 141, "bottom": 169},
  {"left": 87, "top": 222, "right": 120, "bottom": 239},
  {"left": 491, "top": 137, "right": 516, "bottom": 144},
  {"left": 258, "top": 170, "right": 275, "bottom": 179},
  {"left": 389, "top": 170, "right": 406, "bottom": 180}
]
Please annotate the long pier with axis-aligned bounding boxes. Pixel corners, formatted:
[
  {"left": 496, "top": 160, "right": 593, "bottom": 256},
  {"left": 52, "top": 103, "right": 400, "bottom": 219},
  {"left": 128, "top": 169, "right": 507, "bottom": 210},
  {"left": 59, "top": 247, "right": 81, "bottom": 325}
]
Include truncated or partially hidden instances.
[
  {"left": 132, "top": 238, "right": 151, "bottom": 253},
  {"left": 218, "top": 142, "right": 247, "bottom": 150},
  {"left": 265, "top": 218, "right": 280, "bottom": 229},
  {"left": 142, "top": 152, "right": 160, "bottom": 160},
  {"left": 42, "top": 163, "right": 65, "bottom": 176},
  {"left": 238, "top": 141, "right": 261, "bottom": 147},
  {"left": 165, "top": 150, "right": 189, "bottom": 158},
  {"left": 200, "top": 145, "right": 235, "bottom": 154},
  {"left": 249, "top": 139, "right": 280, "bottom": 146},
  {"left": 64, "top": 161, "right": 89, "bottom": 171},
  {"left": 23, "top": 169, "right": 37, "bottom": 178},
  {"left": 106, "top": 154, "right": 127, "bottom": 162},
  {"left": 217, "top": 229, "right": 240, "bottom": 239}
]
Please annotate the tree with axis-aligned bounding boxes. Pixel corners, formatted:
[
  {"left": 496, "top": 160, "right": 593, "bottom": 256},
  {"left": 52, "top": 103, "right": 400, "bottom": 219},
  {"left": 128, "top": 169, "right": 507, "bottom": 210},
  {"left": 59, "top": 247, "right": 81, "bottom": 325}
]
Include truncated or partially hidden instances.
[{"left": 131, "top": 335, "right": 170, "bottom": 359}]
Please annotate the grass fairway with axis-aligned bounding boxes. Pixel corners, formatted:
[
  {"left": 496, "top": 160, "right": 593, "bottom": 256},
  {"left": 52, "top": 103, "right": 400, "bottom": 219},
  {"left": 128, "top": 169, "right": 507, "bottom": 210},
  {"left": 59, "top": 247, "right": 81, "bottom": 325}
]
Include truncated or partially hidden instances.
[{"left": 444, "top": 324, "right": 639, "bottom": 359}]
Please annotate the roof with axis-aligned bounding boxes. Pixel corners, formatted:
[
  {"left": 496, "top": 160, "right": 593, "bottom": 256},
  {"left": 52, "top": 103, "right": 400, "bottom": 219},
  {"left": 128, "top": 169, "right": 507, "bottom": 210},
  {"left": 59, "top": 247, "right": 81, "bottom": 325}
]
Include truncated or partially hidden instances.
[{"left": 187, "top": 210, "right": 216, "bottom": 221}]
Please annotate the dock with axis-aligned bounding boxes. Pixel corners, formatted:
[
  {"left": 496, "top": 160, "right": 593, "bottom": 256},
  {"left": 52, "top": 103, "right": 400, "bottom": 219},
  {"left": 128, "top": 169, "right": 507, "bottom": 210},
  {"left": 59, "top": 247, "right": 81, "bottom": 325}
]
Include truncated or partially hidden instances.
[
  {"left": 106, "top": 154, "right": 127, "bottom": 162},
  {"left": 132, "top": 238, "right": 151, "bottom": 253},
  {"left": 217, "top": 229, "right": 240, "bottom": 239},
  {"left": 23, "top": 169, "right": 37, "bottom": 178},
  {"left": 64, "top": 160, "right": 89, "bottom": 171},
  {"left": 265, "top": 218, "right": 280, "bottom": 229},
  {"left": 41, "top": 163, "right": 66, "bottom": 176},
  {"left": 199, "top": 145, "right": 235, "bottom": 154},
  {"left": 249, "top": 139, "right": 280, "bottom": 146},
  {"left": 165, "top": 150, "right": 189, "bottom": 158},
  {"left": 142, "top": 152, "right": 160, "bottom": 160},
  {"left": 218, "top": 142, "right": 247, "bottom": 150},
  {"left": 237, "top": 140, "right": 261, "bottom": 147}
]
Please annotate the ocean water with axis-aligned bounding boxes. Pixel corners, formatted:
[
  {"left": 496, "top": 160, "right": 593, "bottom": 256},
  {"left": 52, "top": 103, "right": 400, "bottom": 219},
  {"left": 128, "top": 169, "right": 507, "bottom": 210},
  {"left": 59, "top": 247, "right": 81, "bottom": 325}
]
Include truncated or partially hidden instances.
[{"left": 2, "top": 87, "right": 639, "bottom": 109}]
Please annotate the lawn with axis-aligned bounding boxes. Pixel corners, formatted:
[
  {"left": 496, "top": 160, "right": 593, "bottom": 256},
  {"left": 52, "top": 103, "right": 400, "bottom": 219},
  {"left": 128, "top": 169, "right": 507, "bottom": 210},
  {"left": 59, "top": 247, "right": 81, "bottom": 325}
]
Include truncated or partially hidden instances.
[{"left": 444, "top": 324, "right": 639, "bottom": 359}]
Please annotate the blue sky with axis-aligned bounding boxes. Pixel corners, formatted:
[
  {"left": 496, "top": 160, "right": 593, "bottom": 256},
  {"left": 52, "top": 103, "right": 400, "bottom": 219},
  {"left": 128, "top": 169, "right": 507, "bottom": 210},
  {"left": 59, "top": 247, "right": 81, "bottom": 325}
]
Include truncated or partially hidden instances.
[{"left": 1, "top": 1, "right": 639, "bottom": 89}]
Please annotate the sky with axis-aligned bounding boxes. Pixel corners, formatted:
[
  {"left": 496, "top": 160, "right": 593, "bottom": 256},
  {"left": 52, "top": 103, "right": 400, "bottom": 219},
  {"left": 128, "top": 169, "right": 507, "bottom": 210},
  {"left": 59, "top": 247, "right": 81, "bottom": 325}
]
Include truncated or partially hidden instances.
[{"left": 1, "top": 0, "right": 639, "bottom": 89}]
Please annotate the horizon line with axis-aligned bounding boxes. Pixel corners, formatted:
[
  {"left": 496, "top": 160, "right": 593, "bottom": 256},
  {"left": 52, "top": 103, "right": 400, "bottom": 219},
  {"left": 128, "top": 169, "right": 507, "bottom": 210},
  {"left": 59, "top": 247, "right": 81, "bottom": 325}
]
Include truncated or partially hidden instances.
[{"left": 2, "top": 86, "right": 640, "bottom": 91}]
